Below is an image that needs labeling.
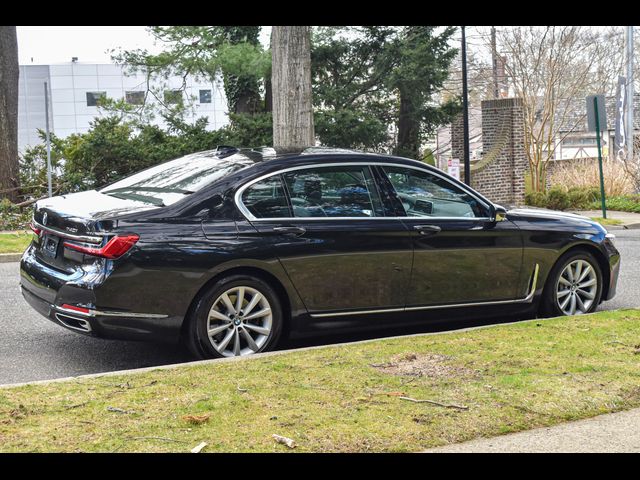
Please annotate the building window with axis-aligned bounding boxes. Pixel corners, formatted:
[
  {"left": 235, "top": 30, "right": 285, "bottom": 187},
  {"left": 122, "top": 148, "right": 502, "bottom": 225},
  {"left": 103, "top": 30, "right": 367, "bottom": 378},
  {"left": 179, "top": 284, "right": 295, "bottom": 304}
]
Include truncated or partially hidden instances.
[
  {"left": 199, "top": 89, "right": 212, "bottom": 104},
  {"left": 86, "top": 91, "right": 106, "bottom": 107},
  {"left": 125, "top": 91, "right": 145, "bottom": 105},
  {"left": 164, "top": 90, "right": 183, "bottom": 105},
  {"left": 562, "top": 135, "right": 598, "bottom": 148}
]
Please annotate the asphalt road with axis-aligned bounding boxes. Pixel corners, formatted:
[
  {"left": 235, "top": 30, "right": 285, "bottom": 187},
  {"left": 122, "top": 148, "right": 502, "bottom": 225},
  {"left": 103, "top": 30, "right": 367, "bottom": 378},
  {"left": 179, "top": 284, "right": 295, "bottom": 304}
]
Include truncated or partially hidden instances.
[{"left": 1, "top": 229, "right": 638, "bottom": 385}]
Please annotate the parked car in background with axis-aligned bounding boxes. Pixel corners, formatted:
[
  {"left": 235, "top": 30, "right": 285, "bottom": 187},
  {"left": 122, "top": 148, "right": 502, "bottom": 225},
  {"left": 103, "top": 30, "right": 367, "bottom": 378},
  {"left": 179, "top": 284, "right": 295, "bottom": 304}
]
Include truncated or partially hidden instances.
[{"left": 20, "top": 147, "right": 620, "bottom": 358}]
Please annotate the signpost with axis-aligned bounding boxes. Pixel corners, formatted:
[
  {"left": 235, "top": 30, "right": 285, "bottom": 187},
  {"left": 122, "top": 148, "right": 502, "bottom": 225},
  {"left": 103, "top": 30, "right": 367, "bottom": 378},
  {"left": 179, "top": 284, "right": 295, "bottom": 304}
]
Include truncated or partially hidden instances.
[
  {"left": 448, "top": 158, "right": 461, "bottom": 181},
  {"left": 614, "top": 76, "right": 627, "bottom": 159},
  {"left": 586, "top": 94, "right": 607, "bottom": 219}
]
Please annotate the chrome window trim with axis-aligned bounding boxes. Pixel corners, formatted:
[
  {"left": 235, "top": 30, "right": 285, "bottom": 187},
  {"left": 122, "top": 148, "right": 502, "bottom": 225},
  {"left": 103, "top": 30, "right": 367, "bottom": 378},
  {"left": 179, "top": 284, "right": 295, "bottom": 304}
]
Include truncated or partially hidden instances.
[
  {"left": 234, "top": 162, "right": 493, "bottom": 222},
  {"left": 32, "top": 220, "right": 103, "bottom": 245},
  {"left": 310, "top": 264, "right": 539, "bottom": 318}
]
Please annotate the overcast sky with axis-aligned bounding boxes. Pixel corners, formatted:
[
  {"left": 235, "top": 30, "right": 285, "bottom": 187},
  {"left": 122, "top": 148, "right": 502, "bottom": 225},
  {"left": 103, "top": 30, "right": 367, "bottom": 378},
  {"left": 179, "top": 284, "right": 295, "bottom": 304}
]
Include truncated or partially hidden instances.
[{"left": 16, "top": 26, "right": 272, "bottom": 65}]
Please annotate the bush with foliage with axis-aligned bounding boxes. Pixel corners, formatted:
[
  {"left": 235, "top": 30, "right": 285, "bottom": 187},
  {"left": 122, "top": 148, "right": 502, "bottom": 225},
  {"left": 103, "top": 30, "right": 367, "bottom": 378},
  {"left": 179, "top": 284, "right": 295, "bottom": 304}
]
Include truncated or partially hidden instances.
[
  {"left": 15, "top": 111, "right": 280, "bottom": 206},
  {"left": 524, "top": 186, "right": 601, "bottom": 211},
  {"left": 0, "top": 199, "right": 31, "bottom": 231},
  {"left": 594, "top": 195, "right": 640, "bottom": 213}
]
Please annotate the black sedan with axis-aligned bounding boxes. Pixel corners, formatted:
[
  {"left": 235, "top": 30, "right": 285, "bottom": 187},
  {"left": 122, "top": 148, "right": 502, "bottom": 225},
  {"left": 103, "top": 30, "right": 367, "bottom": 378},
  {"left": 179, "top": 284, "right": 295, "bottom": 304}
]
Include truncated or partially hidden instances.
[{"left": 19, "top": 147, "right": 621, "bottom": 358}]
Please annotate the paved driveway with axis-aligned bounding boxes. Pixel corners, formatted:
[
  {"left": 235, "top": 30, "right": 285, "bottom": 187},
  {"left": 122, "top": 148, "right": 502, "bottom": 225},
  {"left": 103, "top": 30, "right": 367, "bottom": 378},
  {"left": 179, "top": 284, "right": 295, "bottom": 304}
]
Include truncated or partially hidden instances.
[{"left": 1, "top": 229, "right": 637, "bottom": 385}]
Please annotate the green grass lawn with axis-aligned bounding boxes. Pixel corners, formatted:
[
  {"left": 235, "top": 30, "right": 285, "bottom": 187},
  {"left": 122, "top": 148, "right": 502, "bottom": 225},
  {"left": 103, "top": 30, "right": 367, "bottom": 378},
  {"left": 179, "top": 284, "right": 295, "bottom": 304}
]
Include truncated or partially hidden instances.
[
  {"left": 2, "top": 309, "right": 640, "bottom": 452},
  {"left": 0, "top": 232, "right": 31, "bottom": 254},
  {"left": 590, "top": 217, "right": 624, "bottom": 226}
]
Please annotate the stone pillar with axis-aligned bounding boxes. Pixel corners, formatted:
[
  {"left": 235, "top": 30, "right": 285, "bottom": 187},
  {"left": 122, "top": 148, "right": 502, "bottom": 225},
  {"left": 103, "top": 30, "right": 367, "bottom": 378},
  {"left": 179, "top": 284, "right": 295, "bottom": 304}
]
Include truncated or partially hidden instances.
[
  {"left": 468, "top": 98, "right": 526, "bottom": 206},
  {"left": 450, "top": 113, "right": 465, "bottom": 163}
]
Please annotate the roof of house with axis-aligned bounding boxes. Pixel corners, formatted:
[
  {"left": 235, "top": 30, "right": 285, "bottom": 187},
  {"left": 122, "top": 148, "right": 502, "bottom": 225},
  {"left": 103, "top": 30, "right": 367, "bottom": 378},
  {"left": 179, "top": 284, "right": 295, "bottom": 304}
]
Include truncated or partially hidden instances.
[{"left": 556, "top": 94, "right": 640, "bottom": 133}]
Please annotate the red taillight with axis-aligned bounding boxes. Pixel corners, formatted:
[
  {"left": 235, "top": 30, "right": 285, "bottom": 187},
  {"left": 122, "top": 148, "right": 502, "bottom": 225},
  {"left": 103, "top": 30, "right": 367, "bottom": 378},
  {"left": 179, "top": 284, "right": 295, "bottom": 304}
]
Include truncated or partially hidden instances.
[
  {"left": 30, "top": 222, "right": 42, "bottom": 235},
  {"left": 63, "top": 234, "right": 139, "bottom": 259},
  {"left": 61, "top": 304, "right": 91, "bottom": 314}
]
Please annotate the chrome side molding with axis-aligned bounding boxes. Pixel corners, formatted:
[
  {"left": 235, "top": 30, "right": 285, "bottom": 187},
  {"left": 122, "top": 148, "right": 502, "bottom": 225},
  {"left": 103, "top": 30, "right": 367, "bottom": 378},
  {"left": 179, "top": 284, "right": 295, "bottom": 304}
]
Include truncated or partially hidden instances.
[
  {"left": 311, "top": 263, "right": 540, "bottom": 319},
  {"left": 54, "top": 304, "right": 168, "bottom": 319}
]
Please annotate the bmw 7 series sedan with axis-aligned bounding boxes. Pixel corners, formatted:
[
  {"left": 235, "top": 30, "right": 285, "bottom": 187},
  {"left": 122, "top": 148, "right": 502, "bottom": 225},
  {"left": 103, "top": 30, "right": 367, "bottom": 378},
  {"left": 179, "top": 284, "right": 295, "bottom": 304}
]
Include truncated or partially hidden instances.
[{"left": 20, "top": 147, "right": 621, "bottom": 358}]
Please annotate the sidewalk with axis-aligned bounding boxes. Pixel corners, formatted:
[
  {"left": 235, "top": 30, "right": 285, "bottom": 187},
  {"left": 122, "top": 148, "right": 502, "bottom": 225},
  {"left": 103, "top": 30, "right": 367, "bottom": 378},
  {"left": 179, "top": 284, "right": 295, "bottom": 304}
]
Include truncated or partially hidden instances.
[
  {"left": 424, "top": 407, "right": 640, "bottom": 453},
  {"left": 571, "top": 209, "right": 640, "bottom": 230}
]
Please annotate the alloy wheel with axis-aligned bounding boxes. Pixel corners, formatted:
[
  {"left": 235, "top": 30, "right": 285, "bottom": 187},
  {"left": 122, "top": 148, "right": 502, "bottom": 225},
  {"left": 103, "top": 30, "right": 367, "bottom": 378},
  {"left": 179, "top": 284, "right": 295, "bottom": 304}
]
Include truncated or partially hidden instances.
[
  {"left": 206, "top": 286, "right": 273, "bottom": 357},
  {"left": 555, "top": 259, "right": 598, "bottom": 315}
]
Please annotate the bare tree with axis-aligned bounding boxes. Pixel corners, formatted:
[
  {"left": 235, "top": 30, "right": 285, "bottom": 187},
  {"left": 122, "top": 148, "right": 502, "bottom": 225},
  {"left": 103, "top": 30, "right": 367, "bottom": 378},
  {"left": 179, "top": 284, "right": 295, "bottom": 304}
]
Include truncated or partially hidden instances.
[
  {"left": 497, "top": 26, "right": 622, "bottom": 192},
  {"left": 271, "top": 26, "right": 314, "bottom": 151},
  {"left": 0, "top": 26, "right": 20, "bottom": 202}
]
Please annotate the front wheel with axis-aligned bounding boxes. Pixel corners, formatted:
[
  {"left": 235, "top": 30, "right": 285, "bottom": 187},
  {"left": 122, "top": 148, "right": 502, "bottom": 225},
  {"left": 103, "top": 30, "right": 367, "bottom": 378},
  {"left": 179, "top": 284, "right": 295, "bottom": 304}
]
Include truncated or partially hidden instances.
[
  {"left": 184, "top": 275, "right": 283, "bottom": 359},
  {"left": 540, "top": 251, "right": 603, "bottom": 317}
]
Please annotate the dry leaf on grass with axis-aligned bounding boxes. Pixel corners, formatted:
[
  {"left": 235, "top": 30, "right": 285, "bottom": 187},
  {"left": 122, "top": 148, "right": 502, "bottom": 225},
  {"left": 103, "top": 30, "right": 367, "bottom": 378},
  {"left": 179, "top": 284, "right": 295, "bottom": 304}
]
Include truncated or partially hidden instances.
[{"left": 183, "top": 414, "right": 210, "bottom": 425}]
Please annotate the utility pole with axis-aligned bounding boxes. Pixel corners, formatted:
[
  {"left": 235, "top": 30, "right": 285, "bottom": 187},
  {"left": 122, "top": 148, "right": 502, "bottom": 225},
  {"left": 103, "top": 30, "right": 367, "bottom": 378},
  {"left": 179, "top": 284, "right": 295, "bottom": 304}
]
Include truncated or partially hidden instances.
[
  {"left": 461, "top": 26, "right": 471, "bottom": 185},
  {"left": 491, "top": 26, "right": 499, "bottom": 99},
  {"left": 626, "top": 26, "right": 634, "bottom": 162}
]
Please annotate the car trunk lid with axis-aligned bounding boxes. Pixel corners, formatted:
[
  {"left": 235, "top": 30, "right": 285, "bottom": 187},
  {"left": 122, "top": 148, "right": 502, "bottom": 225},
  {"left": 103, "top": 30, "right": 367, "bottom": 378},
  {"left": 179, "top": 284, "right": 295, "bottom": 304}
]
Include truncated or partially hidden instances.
[{"left": 31, "top": 190, "right": 157, "bottom": 272}]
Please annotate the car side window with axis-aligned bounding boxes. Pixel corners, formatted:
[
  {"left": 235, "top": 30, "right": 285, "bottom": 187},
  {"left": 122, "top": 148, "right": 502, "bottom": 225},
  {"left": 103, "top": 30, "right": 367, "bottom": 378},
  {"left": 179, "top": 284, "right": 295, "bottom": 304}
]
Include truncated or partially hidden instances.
[
  {"left": 282, "top": 166, "right": 384, "bottom": 218},
  {"left": 241, "top": 175, "right": 292, "bottom": 218},
  {"left": 382, "top": 166, "right": 487, "bottom": 218}
]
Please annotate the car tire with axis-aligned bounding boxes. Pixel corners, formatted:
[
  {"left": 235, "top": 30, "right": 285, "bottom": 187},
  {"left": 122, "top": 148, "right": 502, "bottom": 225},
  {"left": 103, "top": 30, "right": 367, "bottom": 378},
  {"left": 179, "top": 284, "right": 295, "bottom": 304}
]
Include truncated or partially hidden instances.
[
  {"left": 184, "top": 274, "right": 283, "bottom": 359},
  {"left": 539, "top": 250, "right": 603, "bottom": 318}
]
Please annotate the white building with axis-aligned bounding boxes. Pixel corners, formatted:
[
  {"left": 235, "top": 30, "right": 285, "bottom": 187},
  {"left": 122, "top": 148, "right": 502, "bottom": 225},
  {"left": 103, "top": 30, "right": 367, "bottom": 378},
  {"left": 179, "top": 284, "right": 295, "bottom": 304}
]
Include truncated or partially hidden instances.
[{"left": 18, "top": 62, "right": 230, "bottom": 152}]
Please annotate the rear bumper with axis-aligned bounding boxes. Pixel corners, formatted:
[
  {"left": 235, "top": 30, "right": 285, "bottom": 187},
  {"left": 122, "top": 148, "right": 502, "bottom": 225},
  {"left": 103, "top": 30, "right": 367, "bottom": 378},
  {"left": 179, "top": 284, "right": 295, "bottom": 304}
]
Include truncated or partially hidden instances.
[{"left": 19, "top": 246, "right": 183, "bottom": 343}]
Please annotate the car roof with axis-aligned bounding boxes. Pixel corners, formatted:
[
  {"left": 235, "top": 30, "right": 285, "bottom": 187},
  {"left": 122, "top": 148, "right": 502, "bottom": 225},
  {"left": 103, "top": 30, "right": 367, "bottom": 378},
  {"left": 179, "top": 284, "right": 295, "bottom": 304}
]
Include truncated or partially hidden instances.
[{"left": 215, "top": 146, "right": 431, "bottom": 171}]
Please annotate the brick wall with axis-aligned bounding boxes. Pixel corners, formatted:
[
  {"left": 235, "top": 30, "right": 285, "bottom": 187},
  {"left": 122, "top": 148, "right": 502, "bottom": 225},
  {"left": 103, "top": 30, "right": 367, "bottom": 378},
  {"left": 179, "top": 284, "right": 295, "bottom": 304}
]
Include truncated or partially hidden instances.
[{"left": 450, "top": 98, "right": 527, "bottom": 206}]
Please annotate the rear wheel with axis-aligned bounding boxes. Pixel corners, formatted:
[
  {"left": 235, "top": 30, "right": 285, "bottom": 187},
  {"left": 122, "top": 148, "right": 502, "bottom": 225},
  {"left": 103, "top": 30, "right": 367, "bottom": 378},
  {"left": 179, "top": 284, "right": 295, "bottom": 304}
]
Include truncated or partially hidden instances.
[
  {"left": 185, "top": 275, "right": 283, "bottom": 359},
  {"left": 540, "top": 250, "right": 603, "bottom": 317}
]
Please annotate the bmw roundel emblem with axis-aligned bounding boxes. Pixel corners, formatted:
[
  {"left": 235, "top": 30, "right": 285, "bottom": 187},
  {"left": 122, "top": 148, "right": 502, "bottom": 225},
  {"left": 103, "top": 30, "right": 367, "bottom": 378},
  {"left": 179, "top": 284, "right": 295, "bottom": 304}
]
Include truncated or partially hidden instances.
[{"left": 42, "top": 212, "right": 48, "bottom": 225}]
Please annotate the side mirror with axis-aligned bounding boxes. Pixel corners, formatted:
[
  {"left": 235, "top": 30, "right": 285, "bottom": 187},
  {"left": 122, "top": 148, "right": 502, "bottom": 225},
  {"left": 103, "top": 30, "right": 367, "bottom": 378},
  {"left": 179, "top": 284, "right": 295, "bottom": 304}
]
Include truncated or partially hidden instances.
[{"left": 492, "top": 204, "right": 508, "bottom": 222}]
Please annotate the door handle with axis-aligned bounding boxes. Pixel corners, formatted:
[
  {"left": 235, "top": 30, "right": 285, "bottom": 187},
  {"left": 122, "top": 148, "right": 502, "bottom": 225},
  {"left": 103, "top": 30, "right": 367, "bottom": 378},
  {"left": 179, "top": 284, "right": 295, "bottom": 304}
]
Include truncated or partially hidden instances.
[
  {"left": 272, "top": 226, "right": 307, "bottom": 235},
  {"left": 413, "top": 225, "right": 441, "bottom": 236}
]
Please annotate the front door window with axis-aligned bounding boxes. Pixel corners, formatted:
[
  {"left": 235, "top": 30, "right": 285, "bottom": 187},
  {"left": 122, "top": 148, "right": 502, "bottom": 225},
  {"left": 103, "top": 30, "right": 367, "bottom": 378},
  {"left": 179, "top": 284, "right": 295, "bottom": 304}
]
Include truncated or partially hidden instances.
[{"left": 382, "top": 166, "right": 488, "bottom": 218}]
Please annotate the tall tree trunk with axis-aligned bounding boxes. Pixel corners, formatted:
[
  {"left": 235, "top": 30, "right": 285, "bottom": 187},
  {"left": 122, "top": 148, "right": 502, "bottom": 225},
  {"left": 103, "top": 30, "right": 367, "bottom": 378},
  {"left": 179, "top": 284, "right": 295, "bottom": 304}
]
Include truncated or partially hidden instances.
[
  {"left": 395, "top": 88, "right": 420, "bottom": 158},
  {"left": 264, "top": 74, "right": 273, "bottom": 113},
  {"left": 271, "top": 26, "right": 314, "bottom": 152},
  {"left": 0, "top": 26, "right": 20, "bottom": 202}
]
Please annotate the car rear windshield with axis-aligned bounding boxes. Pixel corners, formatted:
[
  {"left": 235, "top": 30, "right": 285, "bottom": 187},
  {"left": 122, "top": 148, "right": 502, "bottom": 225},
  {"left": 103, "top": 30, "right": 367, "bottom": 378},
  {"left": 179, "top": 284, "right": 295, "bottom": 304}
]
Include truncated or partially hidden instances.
[{"left": 100, "top": 150, "right": 255, "bottom": 206}]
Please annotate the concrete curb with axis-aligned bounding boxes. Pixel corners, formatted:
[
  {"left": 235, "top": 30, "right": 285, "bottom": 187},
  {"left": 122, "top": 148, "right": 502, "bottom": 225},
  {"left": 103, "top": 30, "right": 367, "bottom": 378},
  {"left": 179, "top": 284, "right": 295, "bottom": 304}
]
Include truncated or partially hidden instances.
[
  {"left": 0, "top": 314, "right": 566, "bottom": 390},
  {"left": 0, "top": 253, "right": 21, "bottom": 263}
]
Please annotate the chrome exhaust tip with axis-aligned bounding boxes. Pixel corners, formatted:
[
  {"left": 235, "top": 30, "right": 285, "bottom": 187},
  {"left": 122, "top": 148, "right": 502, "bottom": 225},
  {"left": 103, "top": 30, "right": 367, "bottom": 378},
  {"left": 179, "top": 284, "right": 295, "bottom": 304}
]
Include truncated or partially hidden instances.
[{"left": 54, "top": 313, "right": 92, "bottom": 333}]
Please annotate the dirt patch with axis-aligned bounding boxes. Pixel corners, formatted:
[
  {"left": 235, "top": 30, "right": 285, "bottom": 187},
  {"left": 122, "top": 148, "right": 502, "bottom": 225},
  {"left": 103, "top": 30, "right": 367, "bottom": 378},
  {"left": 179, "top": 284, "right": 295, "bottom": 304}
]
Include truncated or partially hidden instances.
[{"left": 372, "top": 352, "right": 475, "bottom": 379}]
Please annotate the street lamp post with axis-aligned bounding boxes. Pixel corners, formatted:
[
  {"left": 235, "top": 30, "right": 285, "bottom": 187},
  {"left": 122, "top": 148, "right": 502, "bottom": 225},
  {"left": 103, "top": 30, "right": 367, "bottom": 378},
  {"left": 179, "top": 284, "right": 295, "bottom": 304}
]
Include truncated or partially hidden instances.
[{"left": 461, "top": 26, "right": 471, "bottom": 186}]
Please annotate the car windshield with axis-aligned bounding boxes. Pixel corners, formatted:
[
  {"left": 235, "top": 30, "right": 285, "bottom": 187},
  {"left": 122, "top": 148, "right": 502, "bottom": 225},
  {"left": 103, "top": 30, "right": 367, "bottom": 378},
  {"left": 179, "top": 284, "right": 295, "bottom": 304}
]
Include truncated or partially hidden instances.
[{"left": 100, "top": 150, "right": 255, "bottom": 206}]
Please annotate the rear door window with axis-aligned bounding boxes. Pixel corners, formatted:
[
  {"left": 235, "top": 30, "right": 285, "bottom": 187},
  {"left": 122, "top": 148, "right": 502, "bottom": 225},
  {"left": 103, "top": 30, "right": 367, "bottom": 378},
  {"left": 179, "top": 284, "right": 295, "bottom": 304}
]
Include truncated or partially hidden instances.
[
  {"left": 282, "top": 165, "right": 384, "bottom": 218},
  {"left": 241, "top": 175, "right": 292, "bottom": 219}
]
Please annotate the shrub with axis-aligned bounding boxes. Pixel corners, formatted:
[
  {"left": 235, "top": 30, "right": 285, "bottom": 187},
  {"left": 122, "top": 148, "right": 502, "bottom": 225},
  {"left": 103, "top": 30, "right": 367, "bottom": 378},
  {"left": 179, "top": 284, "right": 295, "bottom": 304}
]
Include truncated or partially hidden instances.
[
  {"left": 545, "top": 186, "right": 571, "bottom": 211},
  {"left": 525, "top": 191, "right": 547, "bottom": 208},
  {"left": 567, "top": 187, "right": 600, "bottom": 209},
  {"left": 595, "top": 195, "right": 640, "bottom": 213},
  {"left": 0, "top": 199, "right": 31, "bottom": 231}
]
